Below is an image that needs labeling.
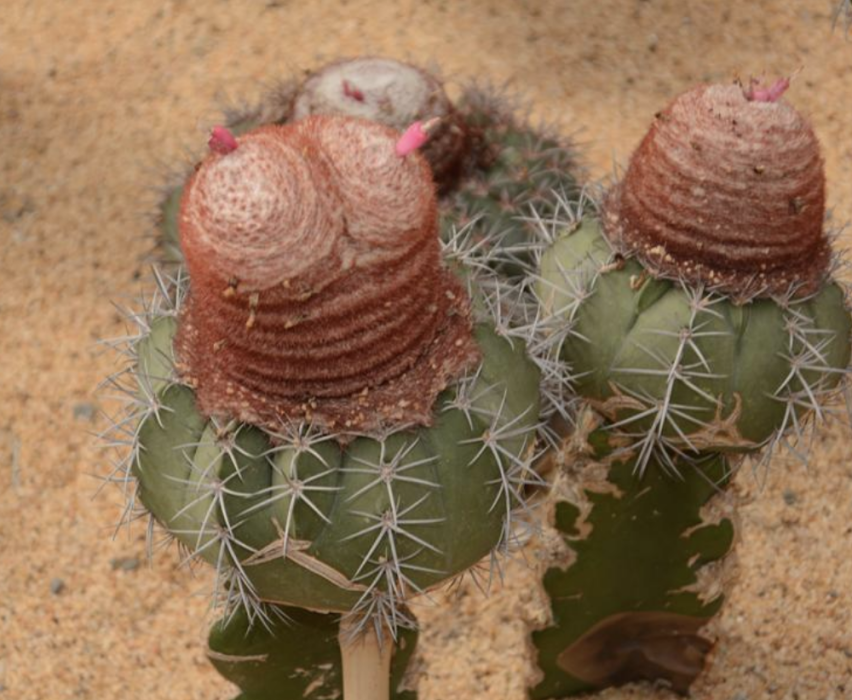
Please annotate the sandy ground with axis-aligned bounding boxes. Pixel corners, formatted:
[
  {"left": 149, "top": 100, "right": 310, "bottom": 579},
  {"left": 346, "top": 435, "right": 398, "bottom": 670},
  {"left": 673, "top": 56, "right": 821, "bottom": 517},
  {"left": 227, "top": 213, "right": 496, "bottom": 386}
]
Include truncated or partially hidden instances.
[{"left": 2, "top": 1, "right": 852, "bottom": 698}]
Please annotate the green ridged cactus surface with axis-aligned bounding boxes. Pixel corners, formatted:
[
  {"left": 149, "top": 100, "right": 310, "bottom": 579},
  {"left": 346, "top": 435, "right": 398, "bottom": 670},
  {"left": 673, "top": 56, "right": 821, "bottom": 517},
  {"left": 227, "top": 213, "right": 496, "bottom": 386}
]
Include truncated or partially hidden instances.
[
  {"left": 538, "top": 216, "right": 851, "bottom": 465},
  {"left": 208, "top": 606, "right": 418, "bottom": 700},
  {"left": 441, "top": 87, "right": 582, "bottom": 276},
  {"left": 531, "top": 419, "right": 736, "bottom": 697},
  {"left": 535, "top": 82, "right": 851, "bottom": 472},
  {"left": 133, "top": 315, "right": 539, "bottom": 615}
]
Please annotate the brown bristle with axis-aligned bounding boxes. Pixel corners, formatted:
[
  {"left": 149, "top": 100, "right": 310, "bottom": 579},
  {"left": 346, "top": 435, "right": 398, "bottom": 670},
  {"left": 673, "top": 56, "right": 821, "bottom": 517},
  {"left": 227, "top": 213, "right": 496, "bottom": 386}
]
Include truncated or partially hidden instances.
[
  {"left": 175, "top": 116, "right": 479, "bottom": 434},
  {"left": 603, "top": 83, "right": 829, "bottom": 298}
]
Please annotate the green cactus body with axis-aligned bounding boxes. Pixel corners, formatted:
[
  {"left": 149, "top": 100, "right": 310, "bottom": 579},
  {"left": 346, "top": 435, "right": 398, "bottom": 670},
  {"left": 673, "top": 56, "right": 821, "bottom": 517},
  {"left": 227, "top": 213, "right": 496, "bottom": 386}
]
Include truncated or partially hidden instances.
[
  {"left": 442, "top": 89, "right": 582, "bottom": 275},
  {"left": 531, "top": 421, "right": 736, "bottom": 697},
  {"left": 208, "top": 606, "right": 418, "bottom": 700},
  {"left": 133, "top": 315, "right": 540, "bottom": 615},
  {"left": 537, "top": 217, "right": 852, "bottom": 462}
]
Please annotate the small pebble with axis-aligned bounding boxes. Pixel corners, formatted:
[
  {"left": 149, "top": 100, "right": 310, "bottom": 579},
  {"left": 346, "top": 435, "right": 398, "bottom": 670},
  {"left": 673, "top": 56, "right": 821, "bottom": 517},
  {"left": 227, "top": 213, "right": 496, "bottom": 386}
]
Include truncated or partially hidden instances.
[
  {"left": 1, "top": 193, "right": 34, "bottom": 223},
  {"left": 110, "top": 556, "right": 141, "bottom": 572},
  {"left": 783, "top": 489, "right": 797, "bottom": 506},
  {"left": 50, "top": 578, "right": 65, "bottom": 595},
  {"left": 72, "top": 402, "right": 98, "bottom": 422}
]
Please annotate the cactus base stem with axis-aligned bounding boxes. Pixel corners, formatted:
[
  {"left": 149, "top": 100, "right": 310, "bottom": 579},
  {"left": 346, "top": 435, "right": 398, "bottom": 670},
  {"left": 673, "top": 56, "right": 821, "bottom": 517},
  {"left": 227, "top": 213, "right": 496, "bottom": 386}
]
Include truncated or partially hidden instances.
[{"left": 339, "top": 618, "right": 393, "bottom": 700}]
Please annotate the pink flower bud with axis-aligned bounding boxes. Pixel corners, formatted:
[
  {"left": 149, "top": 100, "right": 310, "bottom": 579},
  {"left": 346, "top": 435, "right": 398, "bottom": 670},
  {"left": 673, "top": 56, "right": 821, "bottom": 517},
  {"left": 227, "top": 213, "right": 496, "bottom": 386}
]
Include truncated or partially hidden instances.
[
  {"left": 746, "top": 77, "right": 790, "bottom": 103},
  {"left": 395, "top": 118, "right": 441, "bottom": 157},
  {"left": 341, "top": 80, "right": 365, "bottom": 102},
  {"left": 208, "top": 126, "right": 239, "bottom": 155}
]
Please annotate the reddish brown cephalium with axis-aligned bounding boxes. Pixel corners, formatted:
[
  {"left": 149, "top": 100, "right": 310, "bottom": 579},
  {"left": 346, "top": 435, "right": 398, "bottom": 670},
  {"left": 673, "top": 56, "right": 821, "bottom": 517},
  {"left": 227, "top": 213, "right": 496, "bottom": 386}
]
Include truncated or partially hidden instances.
[
  {"left": 603, "top": 82, "right": 828, "bottom": 299},
  {"left": 175, "top": 116, "right": 479, "bottom": 434}
]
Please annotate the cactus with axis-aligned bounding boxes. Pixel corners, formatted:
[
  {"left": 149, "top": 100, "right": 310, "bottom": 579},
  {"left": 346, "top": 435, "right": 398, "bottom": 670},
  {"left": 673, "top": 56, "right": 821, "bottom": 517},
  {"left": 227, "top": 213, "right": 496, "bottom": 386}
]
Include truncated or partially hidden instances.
[
  {"left": 536, "top": 81, "right": 851, "bottom": 472},
  {"left": 108, "top": 114, "right": 547, "bottom": 700},
  {"left": 529, "top": 81, "right": 851, "bottom": 695},
  {"left": 152, "top": 57, "right": 581, "bottom": 276}
]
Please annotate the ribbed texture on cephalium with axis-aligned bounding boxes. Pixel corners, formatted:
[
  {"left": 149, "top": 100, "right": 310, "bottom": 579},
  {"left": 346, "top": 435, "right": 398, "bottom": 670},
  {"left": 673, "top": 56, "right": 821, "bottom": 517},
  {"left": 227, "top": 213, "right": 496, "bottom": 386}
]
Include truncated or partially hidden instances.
[
  {"left": 176, "top": 116, "right": 479, "bottom": 433},
  {"left": 604, "top": 83, "right": 828, "bottom": 299}
]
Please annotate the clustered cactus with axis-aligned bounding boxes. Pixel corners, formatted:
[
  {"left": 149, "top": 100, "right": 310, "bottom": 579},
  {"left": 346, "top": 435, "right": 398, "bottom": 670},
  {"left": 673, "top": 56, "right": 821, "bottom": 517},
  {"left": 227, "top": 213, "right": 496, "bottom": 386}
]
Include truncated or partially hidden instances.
[
  {"left": 105, "top": 58, "right": 851, "bottom": 700},
  {"left": 153, "top": 57, "right": 581, "bottom": 271},
  {"left": 155, "top": 57, "right": 470, "bottom": 265}
]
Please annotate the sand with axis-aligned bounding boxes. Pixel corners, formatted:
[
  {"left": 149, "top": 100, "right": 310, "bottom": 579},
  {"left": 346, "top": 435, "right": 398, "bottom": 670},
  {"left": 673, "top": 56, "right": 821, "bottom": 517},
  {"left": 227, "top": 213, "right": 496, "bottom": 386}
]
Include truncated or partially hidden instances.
[{"left": 1, "top": 1, "right": 851, "bottom": 698}]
